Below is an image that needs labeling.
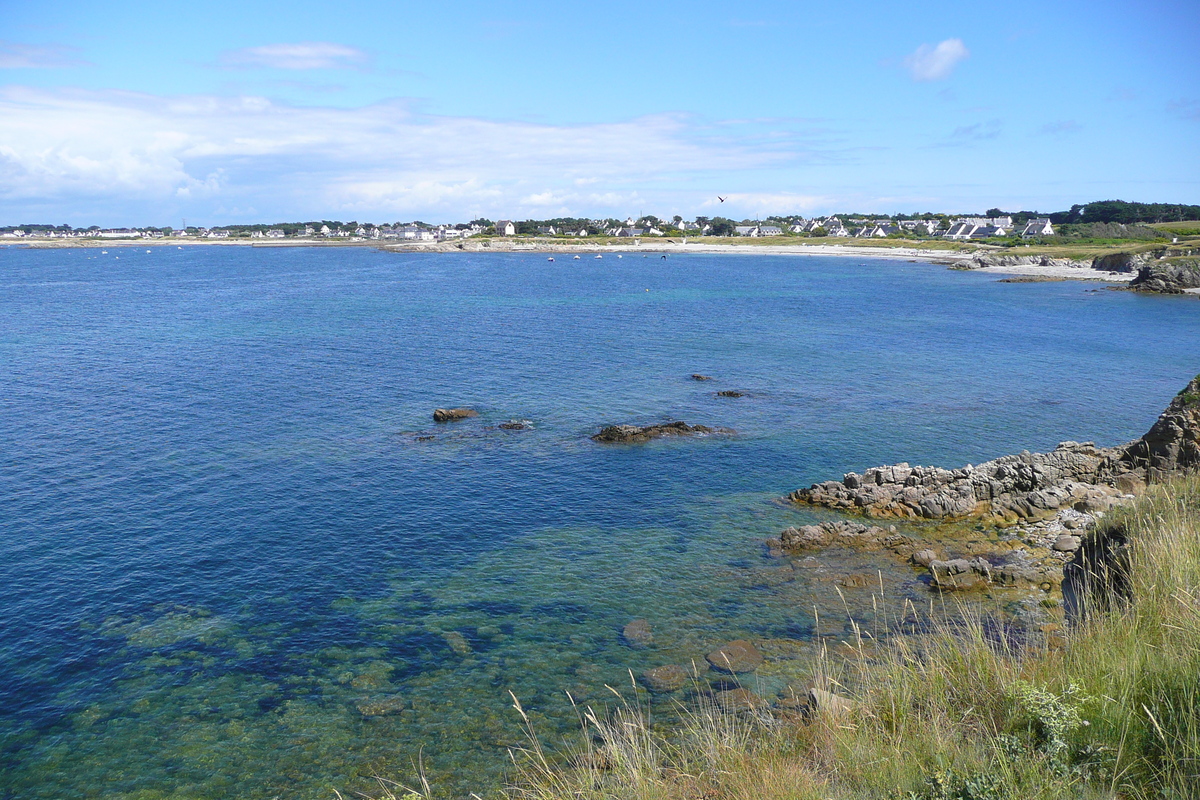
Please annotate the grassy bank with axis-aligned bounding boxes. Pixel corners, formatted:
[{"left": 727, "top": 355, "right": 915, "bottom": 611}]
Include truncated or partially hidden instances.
[{"left": 445, "top": 477, "right": 1200, "bottom": 800}]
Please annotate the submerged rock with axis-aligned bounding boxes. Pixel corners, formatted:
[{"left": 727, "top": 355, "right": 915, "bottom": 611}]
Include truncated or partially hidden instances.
[
  {"left": 714, "top": 688, "right": 766, "bottom": 713},
  {"left": 591, "top": 421, "right": 727, "bottom": 443},
  {"left": 691, "top": 374, "right": 714, "bottom": 381},
  {"left": 716, "top": 390, "right": 745, "bottom": 398},
  {"left": 356, "top": 695, "right": 409, "bottom": 717},
  {"left": 621, "top": 619, "right": 654, "bottom": 648},
  {"left": 498, "top": 420, "right": 532, "bottom": 430},
  {"left": 433, "top": 407, "right": 478, "bottom": 422},
  {"left": 705, "top": 640, "right": 763, "bottom": 674},
  {"left": 641, "top": 664, "right": 689, "bottom": 693}
]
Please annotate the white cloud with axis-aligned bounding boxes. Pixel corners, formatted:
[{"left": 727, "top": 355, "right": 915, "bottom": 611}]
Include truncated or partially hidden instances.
[
  {"left": 0, "top": 86, "right": 793, "bottom": 221},
  {"left": 903, "top": 38, "right": 969, "bottom": 82},
  {"left": 0, "top": 41, "right": 89, "bottom": 69},
  {"left": 219, "top": 42, "right": 369, "bottom": 70}
]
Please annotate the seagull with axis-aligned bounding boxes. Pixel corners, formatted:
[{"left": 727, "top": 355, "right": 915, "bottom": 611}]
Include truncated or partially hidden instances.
[{"left": 717, "top": 196, "right": 727, "bottom": 203}]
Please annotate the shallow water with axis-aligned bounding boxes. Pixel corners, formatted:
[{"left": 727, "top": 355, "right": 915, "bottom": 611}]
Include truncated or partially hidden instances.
[{"left": 1, "top": 246, "right": 1196, "bottom": 798}]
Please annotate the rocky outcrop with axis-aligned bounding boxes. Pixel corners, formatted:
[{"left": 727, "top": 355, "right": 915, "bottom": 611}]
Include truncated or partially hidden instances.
[
  {"left": 1118, "top": 375, "right": 1200, "bottom": 475},
  {"left": 691, "top": 374, "right": 714, "bottom": 381},
  {"left": 1128, "top": 257, "right": 1200, "bottom": 294},
  {"left": 433, "top": 407, "right": 478, "bottom": 422},
  {"left": 790, "top": 442, "right": 1123, "bottom": 522},
  {"left": 591, "top": 421, "right": 728, "bottom": 443},
  {"left": 971, "top": 253, "right": 1088, "bottom": 269},
  {"left": 1092, "top": 251, "right": 1155, "bottom": 273}
]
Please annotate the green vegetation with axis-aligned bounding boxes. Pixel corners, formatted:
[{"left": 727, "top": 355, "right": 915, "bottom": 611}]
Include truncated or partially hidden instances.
[{"left": 378, "top": 477, "right": 1200, "bottom": 800}]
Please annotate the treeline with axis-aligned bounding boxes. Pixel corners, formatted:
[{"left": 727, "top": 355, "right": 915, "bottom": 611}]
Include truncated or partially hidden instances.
[{"left": 1054, "top": 200, "right": 1200, "bottom": 225}]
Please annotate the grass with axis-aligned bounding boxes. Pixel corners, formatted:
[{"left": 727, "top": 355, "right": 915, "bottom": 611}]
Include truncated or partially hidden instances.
[
  {"left": 1150, "top": 221, "right": 1200, "bottom": 237},
  {"left": 473, "top": 477, "right": 1200, "bottom": 800}
]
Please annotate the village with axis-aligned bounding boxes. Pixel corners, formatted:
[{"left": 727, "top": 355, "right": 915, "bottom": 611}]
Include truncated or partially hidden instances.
[{"left": 0, "top": 214, "right": 1056, "bottom": 242}]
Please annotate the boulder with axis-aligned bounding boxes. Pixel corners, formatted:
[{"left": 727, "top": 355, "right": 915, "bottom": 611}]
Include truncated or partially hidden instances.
[
  {"left": 621, "top": 619, "right": 654, "bottom": 648},
  {"left": 640, "top": 664, "right": 689, "bottom": 693},
  {"left": 807, "top": 687, "right": 853, "bottom": 718},
  {"left": 912, "top": 549, "right": 939, "bottom": 568},
  {"left": 705, "top": 640, "right": 763, "bottom": 674},
  {"left": 1053, "top": 534, "right": 1081, "bottom": 553},
  {"left": 498, "top": 420, "right": 531, "bottom": 430},
  {"left": 691, "top": 374, "right": 714, "bottom": 381},
  {"left": 433, "top": 407, "right": 478, "bottom": 422},
  {"left": 1120, "top": 374, "right": 1200, "bottom": 473},
  {"left": 716, "top": 390, "right": 745, "bottom": 398}
]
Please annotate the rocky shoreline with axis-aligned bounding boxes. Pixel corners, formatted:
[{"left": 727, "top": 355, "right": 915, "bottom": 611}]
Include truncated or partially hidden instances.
[{"left": 780, "top": 375, "right": 1199, "bottom": 595}]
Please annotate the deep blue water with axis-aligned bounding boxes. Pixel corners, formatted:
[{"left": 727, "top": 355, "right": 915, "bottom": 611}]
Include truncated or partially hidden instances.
[{"left": 0, "top": 245, "right": 1196, "bottom": 797}]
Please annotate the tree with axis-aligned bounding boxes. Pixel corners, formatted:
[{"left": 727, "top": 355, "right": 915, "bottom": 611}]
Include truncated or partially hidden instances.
[
  {"left": 986, "top": 207, "right": 1003, "bottom": 218},
  {"left": 709, "top": 218, "right": 735, "bottom": 236}
]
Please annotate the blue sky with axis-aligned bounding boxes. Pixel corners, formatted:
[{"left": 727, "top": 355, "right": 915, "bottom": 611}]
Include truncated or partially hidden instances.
[{"left": 1, "top": 0, "right": 1197, "bottom": 226}]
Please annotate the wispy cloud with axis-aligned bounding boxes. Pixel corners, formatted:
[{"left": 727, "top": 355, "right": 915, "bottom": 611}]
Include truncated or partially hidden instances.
[
  {"left": 903, "top": 38, "right": 969, "bottom": 81},
  {"left": 219, "top": 42, "right": 369, "bottom": 70},
  {"left": 1038, "top": 120, "right": 1081, "bottom": 135},
  {"left": 0, "top": 86, "right": 798, "bottom": 221},
  {"left": 0, "top": 41, "right": 89, "bottom": 69},
  {"left": 951, "top": 119, "right": 1002, "bottom": 141},
  {"left": 1167, "top": 98, "right": 1200, "bottom": 121}
]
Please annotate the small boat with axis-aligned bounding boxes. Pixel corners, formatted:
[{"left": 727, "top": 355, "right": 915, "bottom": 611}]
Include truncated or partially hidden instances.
[
  {"left": 594, "top": 255, "right": 602, "bottom": 259},
  {"left": 573, "top": 255, "right": 581, "bottom": 260},
  {"left": 616, "top": 255, "right": 622, "bottom": 258},
  {"left": 146, "top": 250, "right": 151, "bottom": 253},
  {"left": 102, "top": 250, "right": 107, "bottom": 254},
  {"left": 547, "top": 257, "right": 555, "bottom": 262}
]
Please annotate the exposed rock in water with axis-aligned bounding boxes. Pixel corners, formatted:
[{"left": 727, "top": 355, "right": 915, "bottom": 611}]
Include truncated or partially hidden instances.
[
  {"left": 779, "top": 521, "right": 908, "bottom": 554},
  {"left": 1129, "top": 257, "right": 1200, "bottom": 294},
  {"left": 640, "top": 664, "right": 689, "bottom": 693},
  {"left": 705, "top": 640, "right": 763, "bottom": 674},
  {"left": 691, "top": 374, "right": 714, "bottom": 381},
  {"left": 433, "top": 407, "right": 478, "bottom": 422},
  {"left": 591, "top": 421, "right": 728, "bottom": 443},
  {"left": 716, "top": 390, "right": 745, "bottom": 398},
  {"left": 498, "top": 420, "right": 532, "bottom": 430},
  {"left": 621, "top": 618, "right": 654, "bottom": 648}
]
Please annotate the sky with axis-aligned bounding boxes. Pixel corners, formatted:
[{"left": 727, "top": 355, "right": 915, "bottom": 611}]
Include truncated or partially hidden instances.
[{"left": 1, "top": 0, "right": 1197, "bottom": 226}]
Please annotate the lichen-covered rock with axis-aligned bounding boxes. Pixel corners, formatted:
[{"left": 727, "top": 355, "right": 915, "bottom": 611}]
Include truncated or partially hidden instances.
[{"left": 778, "top": 521, "right": 903, "bottom": 552}]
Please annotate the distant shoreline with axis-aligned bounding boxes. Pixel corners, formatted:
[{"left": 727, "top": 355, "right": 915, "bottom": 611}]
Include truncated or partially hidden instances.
[{"left": 12, "top": 236, "right": 1136, "bottom": 283}]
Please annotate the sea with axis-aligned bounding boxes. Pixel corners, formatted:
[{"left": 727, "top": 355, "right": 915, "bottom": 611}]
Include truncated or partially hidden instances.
[{"left": 1, "top": 245, "right": 1196, "bottom": 799}]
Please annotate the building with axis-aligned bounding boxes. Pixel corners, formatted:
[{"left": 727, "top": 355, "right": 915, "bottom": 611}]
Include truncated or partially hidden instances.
[
  {"left": 1020, "top": 218, "right": 1055, "bottom": 238},
  {"left": 495, "top": 220, "right": 516, "bottom": 236}
]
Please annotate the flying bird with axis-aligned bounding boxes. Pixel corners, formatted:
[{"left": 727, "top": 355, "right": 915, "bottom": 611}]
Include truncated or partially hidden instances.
[{"left": 717, "top": 196, "right": 727, "bottom": 203}]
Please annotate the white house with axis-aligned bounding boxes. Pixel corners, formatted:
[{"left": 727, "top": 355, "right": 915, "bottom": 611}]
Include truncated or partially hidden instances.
[
  {"left": 1020, "top": 218, "right": 1054, "bottom": 238},
  {"left": 495, "top": 220, "right": 516, "bottom": 236}
]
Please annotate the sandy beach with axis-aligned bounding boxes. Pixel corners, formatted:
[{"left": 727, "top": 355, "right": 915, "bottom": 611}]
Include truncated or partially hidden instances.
[{"left": 11, "top": 235, "right": 1141, "bottom": 283}]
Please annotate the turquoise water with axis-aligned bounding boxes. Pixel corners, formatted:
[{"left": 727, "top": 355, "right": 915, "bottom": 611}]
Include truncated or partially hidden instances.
[{"left": 1, "top": 245, "right": 1196, "bottom": 798}]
